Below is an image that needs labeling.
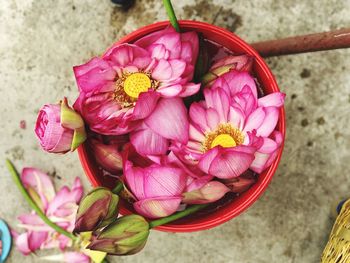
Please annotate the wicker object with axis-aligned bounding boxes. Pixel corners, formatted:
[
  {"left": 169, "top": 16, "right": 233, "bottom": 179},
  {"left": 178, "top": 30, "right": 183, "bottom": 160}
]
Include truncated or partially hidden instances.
[{"left": 322, "top": 199, "right": 350, "bottom": 262}]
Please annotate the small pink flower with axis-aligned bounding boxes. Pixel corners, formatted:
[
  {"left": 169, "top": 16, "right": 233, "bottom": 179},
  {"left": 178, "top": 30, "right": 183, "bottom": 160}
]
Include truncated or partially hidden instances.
[
  {"left": 12, "top": 168, "right": 83, "bottom": 255},
  {"left": 123, "top": 158, "right": 187, "bottom": 219},
  {"left": 35, "top": 98, "right": 86, "bottom": 153},
  {"left": 73, "top": 27, "right": 200, "bottom": 135},
  {"left": 172, "top": 71, "right": 285, "bottom": 179}
]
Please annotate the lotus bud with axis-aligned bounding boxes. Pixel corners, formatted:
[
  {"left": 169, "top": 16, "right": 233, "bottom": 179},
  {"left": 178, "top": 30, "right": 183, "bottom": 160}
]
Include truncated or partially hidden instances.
[
  {"left": 35, "top": 97, "right": 87, "bottom": 153},
  {"left": 183, "top": 181, "right": 230, "bottom": 204},
  {"left": 90, "top": 139, "right": 123, "bottom": 174},
  {"left": 74, "top": 188, "right": 119, "bottom": 233},
  {"left": 202, "top": 55, "right": 253, "bottom": 86},
  {"left": 224, "top": 176, "right": 256, "bottom": 193},
  {"left": 88, "top": 215, "right": 149, "bottom": 255}
]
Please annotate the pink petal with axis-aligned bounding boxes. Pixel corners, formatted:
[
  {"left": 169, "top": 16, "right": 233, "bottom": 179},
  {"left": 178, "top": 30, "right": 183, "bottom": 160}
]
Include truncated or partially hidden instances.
[
  {"left": 152, "top": 59, "right": 186, "bottom": 82},
  {"left": 46, "top": 184, "right": 81, "bottom": 218},
  {"left": 185, "top": 175, "right": 213, "bottom": 192},
  {"left": 256, "top": 107, "right": 279, "bottom": 137},
  {"left": 204, "top": 88, "right": 230, "bottom": 123},
  {"left": 208, "top": 147, "right": 255, "bottom": 179},
  {"left": 71, "top": 177, "right": 84, "bottom": 203},
  {"left": 232, "top": 85, "right": 258, "bottom": 116},
  {"left": 156, "top": 85, "right": 183, "bottom": 97},
  {"left": 180, "top": 32, "right": 199, "bottom": 64},
  {"left": 21, "top": 168, "right": 55, "bottom": 210},
  {"left": 130, "top": 126, "right": 169, "bottom": 156},
  {"left": 189, "top": 124, "right": 205, "bottom": 142},
  {"left": 73, "top": 57, "right": 116, "bottom": 95},
  {"left": 258, "top": 92, "right": 286, "bottom": 107},
  {"left": 178, "top": 83, "right": 201, "bottom": 97},
  {"left": 103, "top": 43, "right": 150, "bottom": 67},
  {"left": 250, "top": 152, "right": 270, "bottom": 173},
  {"left": 243, "top": 107, "right": 265, "bottom": 132},
  {"left": 144, "top": 166, "right": 186, "bottom": 197},
  {"left": 28, "top": 231, "right": 48, "bottom": 252},
  {"left": 148, "top": 44, "right": 170, "bottom": 60},
  {"left": 124, "top": 161, "right": 147, "bottom": 200},
  {"left": 145, "top": 98, "right": 189, "bottom": 144},
  {"left": 228, "top": 105, "right": 245, "bottom": 130},
  {"left": 15, "top": 233, "right": 31, "bottom": 255},
  {"left": 134, "top": 197, "right": 182, "bottom": 219},
  {"left": 135, "top": 26, "right": 177, "bottom": 51},
  {"left": 183, "top": 181, "right": 230, "bottom": 204},
  {"left": 206, "top": 108, "right": 220, "bottom": 130},
  {"left": 212, "top": 71, "right": 258, "bottom": 99},
  {"left": 151, "top": 59, "right": 172, "bottom": 80},
  {"left": 64, "top": 252, "right": 90, "bottom": 263},
  {"left": 132, "top": 90, "right": 160, "bottom": 120},
  {"left": 198, "top": 147, "right": 220, "bottom": 174},
  {"left": 189, "top": 102, "right": 210, "bottom": 133}
]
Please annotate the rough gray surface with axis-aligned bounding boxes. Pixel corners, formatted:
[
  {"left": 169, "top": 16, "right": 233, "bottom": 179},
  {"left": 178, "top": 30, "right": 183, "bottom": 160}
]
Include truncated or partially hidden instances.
[{"left": 0, "top": 0, "right": 350, "bottom": 262}]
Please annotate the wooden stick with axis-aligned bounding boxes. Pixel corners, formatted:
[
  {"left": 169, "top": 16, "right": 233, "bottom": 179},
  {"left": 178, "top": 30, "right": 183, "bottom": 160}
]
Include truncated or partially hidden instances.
[{"left": 251, "top": 28, "right": 350, "bottom": 57}]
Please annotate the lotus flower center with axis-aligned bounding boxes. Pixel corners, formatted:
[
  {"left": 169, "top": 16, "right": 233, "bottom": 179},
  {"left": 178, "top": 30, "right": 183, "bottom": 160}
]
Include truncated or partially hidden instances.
[
  {"left": 211, "top": 134, "right": 236, "bottom": 148},
  {"left": 203, "top": 123, "right": 244, "bottom": 152},
  {"left": 123, "top": 73, "right": 151, "bottom": 99}
]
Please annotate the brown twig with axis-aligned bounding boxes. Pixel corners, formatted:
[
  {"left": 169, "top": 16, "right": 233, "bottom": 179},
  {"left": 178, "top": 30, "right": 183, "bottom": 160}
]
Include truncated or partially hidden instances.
[{"left": 251, "top": 28, "right": 350, "bottom": 57}]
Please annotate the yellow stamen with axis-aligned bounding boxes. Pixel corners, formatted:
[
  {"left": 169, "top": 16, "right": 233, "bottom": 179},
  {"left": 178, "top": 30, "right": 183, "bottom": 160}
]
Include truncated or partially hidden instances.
[
  {"left": 123, "top": 73, "right": 151, "bottom": 99},
  {"left": 202, "top": 123, "right": 244, "bottom": 152},
  {"left": 211, "top": 134, "right": 236, "bottom": 149}
]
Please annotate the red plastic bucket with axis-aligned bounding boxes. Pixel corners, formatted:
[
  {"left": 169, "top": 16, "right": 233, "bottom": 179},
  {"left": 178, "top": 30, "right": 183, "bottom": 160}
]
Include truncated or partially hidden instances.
[{"left": 77, "top": 20, "right": 286, "bottom": 232}]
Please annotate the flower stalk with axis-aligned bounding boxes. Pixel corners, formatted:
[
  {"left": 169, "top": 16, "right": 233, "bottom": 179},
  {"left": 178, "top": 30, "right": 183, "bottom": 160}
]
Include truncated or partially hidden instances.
[
  {"left": 112, "top": 181, "right": 124, "bottom": 195},
  {"left": 5, "top": 159, "right": 77, "bottom": 241},
  {"left": 148, "top": 204, "right": 208, "bottom": 228},
  {"left": 162, "top": 0, "right": 180, "bottom": 32}
]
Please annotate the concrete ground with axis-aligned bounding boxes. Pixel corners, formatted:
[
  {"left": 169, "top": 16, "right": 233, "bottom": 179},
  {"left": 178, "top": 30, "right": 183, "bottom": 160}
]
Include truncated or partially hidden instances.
[{"left": 1, "top": 0, "right": 350, "bottom": 262}]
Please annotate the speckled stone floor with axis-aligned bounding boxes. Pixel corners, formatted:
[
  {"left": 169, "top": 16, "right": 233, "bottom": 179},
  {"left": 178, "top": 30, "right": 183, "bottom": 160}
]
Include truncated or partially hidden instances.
[{"left": 1, "top": 0, "right": 350, "bottom": 262}]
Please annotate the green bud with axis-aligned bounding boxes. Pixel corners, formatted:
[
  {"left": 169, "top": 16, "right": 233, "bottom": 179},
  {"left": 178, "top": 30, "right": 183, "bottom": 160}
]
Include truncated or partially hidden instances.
[
  {"left": 88, "top": 215, "right": 150, "bottom": 255},
  {"left": 74, "top": 188, "right": 119, "bottom": 233}
]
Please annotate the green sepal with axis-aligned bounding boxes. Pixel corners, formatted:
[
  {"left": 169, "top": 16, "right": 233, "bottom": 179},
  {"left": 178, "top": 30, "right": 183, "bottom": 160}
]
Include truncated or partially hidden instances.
[
  {"left": 60, "top": 97, "right": 84, "bottom": 130},
  {"left": 71, "top": 126, "right": 87, "bottom": 151}
]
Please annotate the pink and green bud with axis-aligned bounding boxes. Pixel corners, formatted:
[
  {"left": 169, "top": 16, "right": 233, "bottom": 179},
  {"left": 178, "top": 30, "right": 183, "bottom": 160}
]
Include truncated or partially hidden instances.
[
  {"left": 90, "top": 139, "right": 123, "bottom": 174},
  {"left": 183, "top": 180, "right": 230, "bottom": 204},
  {"left": 202, "top": 55, "right": 253, "bottom": 86},
  {"left": 35, "top": 97, "right": 86, "bottom": 153},
  {"left": 88, "top": 214, "right": 149, "bottom": 255},
  {"left": 224, "top": 176, "right": 256, "bottom": 193},
  {"left": 74, "top": 188, "right": 119, "bottom": 233}
]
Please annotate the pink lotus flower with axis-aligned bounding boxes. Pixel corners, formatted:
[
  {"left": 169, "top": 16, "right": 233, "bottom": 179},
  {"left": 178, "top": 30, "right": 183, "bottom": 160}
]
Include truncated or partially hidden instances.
[
  {"left": 172, "top": 71, "right": 285, "bottom": 179},
  {"left": 73, "top": 26, "right": 200, "bottom": 135},
  {"left": 35, "top": 98, "right": 86, "bottom": 153},
  {"left": 12, "top": 168, "right": 83, "bottom": 255},
  {"left": 123, "top": 158, "right": 187, "bottom": 219}
]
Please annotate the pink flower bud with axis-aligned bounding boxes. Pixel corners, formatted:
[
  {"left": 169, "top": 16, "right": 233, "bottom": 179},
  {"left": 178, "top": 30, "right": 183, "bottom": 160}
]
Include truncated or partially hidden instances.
[
  {"left": 90, "top": 139, "right": 123, "bottom": 174},
  {"left": 183, "top": 178, "right": 230, "bottom": 204},
  {"left": 35, "top": 98, "right": 86, "bottom": 153}
]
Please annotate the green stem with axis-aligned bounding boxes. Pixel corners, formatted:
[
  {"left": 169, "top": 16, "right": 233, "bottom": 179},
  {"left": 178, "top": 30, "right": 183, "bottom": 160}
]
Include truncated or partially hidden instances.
[
  {"left": 162, "top": 0, "right": 180, "bottom": 32},
  {"left": 6, "top": 159, "right": 77, "bottom": 241},
  {"left": 149, "top": 204, "right": 208, "bottom": 228},
  {"left": 112, "top": 180, "right": 123, "bottom": 195}
]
